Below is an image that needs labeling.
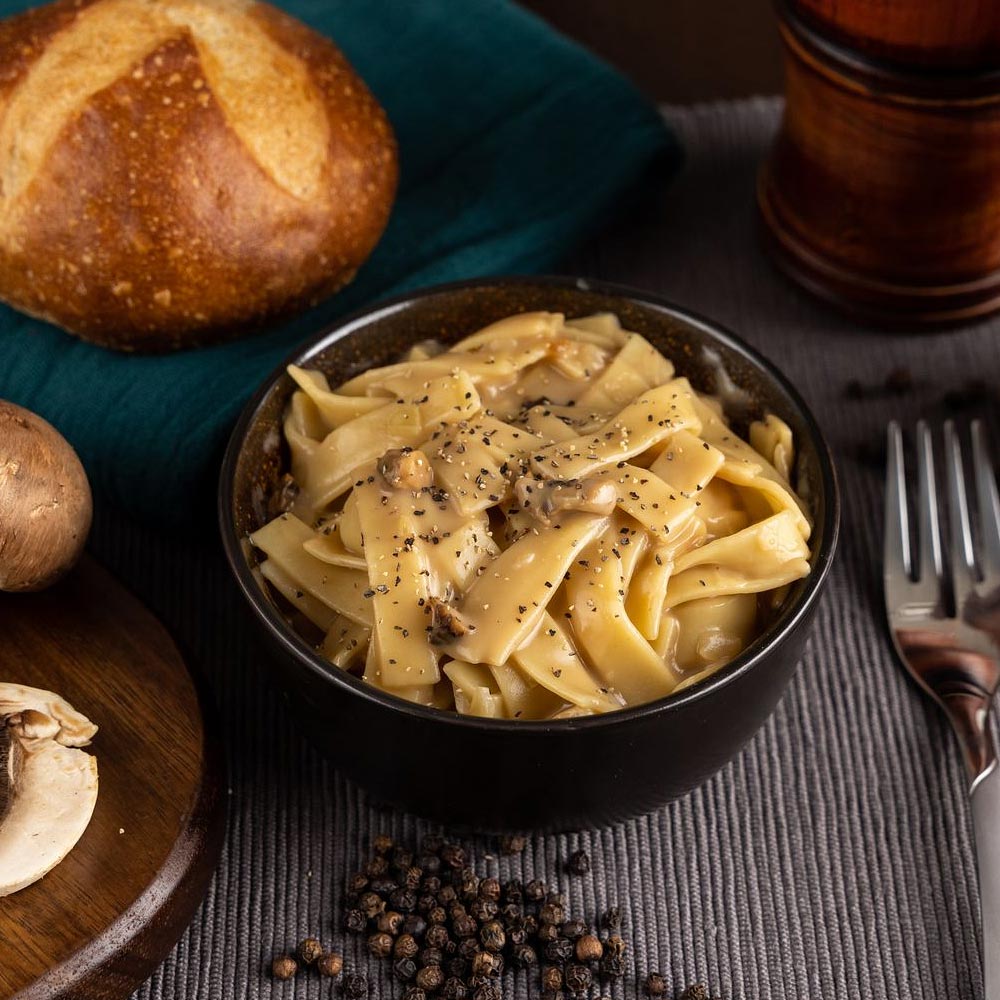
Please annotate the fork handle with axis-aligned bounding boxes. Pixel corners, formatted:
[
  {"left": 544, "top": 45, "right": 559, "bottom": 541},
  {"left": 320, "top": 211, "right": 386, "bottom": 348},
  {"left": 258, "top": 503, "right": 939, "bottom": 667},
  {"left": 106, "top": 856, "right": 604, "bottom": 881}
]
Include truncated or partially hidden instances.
[{"left": 973, "top": 759, "right": 1000, "bottom": 1000}]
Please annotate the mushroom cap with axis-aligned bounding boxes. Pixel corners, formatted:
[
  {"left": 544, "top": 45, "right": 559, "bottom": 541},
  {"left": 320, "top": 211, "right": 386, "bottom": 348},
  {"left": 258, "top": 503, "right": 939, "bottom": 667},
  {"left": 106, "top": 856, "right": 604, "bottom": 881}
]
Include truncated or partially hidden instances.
[
  {"left": 0, "top": 683, "right": 98, "bottom": 897},
  {"left": 0, "top": 400, "right": 92, "bottom": 592}
]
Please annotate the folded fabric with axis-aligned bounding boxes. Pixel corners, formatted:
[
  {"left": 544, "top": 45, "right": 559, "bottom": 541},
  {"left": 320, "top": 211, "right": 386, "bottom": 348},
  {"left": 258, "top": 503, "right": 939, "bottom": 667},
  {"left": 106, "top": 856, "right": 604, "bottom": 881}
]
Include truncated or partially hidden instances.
[{"left": 0, "top": 0, "right": 678, "bottom": 526}]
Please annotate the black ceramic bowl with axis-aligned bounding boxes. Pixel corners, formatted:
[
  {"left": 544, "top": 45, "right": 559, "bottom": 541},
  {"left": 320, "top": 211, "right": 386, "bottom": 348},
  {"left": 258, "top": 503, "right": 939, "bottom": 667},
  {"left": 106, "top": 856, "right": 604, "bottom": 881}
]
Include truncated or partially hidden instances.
[{"left": 219, "top": 276, "right": 839, "bottom": 831}]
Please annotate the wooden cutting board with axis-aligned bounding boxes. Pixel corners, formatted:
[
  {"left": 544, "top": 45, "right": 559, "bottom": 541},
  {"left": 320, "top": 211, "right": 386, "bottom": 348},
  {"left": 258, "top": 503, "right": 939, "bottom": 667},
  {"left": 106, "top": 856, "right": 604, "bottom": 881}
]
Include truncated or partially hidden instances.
[{"left": 0, "top": 556, "right": 225, "bottom": 1000}]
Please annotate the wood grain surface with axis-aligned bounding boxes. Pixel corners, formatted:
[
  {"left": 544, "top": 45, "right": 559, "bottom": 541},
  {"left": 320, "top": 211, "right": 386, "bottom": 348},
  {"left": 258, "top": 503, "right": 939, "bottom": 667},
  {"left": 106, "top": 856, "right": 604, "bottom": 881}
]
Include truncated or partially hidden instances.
[{"left": 0, "top": 556, "right": 225, "bottom": 1000}]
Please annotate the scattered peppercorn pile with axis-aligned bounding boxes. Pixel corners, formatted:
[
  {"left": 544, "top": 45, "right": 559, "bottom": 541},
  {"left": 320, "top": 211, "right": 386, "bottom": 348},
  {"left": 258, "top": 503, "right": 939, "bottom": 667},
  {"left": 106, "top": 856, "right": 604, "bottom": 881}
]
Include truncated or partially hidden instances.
[
  {"left": 337, "top": 834, "right": 629, "bottom": 1000},
  {"left": 270, "top": 834, "right": 720, "bottom": 1000}
]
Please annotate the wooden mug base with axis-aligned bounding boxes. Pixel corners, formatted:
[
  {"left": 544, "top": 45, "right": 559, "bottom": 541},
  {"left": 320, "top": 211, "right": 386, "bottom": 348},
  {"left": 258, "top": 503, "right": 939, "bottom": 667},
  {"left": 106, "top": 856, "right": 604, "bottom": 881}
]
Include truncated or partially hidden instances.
[{"left": 758, "top": 167, "right": 1000, "bottom": 326}]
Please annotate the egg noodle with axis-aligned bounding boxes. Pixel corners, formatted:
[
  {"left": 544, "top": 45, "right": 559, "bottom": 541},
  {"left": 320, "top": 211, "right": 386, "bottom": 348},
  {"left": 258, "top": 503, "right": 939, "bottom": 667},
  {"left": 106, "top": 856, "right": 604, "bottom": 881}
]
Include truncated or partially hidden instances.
[{"left": 250, "top": 311, "right": 812, "bottom": 719}]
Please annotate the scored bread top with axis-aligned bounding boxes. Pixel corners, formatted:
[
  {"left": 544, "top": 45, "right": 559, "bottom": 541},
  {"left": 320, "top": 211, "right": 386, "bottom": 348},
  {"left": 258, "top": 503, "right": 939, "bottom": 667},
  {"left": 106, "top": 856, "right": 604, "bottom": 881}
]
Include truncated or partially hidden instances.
[{"left": 0, "top": 0, "right": 398, "bottom": 350}]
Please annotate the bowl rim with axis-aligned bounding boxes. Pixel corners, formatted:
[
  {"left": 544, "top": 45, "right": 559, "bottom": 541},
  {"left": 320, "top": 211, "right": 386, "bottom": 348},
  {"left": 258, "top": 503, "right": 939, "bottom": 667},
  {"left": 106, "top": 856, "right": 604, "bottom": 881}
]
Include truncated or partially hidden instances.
[{"left": 218, "top": 274, "right": 840, "bottom": 732}]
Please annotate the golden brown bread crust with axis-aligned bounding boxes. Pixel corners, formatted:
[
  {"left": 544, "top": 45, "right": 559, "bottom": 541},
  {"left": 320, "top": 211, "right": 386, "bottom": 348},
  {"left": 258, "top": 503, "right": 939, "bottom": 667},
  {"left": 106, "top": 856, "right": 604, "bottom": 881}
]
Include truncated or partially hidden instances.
[{"left": 0, "top": 0, "right": 398, "bottom": 351}]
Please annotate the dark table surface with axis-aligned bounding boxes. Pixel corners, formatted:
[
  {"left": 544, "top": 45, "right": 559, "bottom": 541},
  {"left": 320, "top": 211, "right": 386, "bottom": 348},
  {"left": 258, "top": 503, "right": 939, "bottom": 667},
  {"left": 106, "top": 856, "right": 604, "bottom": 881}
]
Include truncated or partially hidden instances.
[{"left": 91, "top": 98, "right": 1000, "bottom": 1000}]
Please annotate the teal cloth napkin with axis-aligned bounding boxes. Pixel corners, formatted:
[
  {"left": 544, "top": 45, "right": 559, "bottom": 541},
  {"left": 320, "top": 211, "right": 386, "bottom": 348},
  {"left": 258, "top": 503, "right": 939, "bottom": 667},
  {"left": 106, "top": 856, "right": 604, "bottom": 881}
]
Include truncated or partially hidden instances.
[{"left": 0, "top": 0, "right": 677, "bottom": 525}]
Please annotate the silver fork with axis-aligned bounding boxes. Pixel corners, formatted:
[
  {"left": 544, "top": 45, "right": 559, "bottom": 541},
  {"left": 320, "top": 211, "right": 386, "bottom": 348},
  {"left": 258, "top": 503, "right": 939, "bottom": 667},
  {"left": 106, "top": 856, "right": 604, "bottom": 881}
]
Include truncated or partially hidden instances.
[{"left": 885, "top": 418, "right": 1000, "bottom": 1000}]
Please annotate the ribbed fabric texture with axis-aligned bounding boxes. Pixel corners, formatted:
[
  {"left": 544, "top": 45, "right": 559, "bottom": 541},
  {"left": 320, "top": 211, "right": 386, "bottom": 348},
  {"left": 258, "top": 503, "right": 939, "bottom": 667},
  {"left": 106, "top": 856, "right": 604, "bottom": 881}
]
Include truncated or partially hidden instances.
[{"left": 90, "top": 98, "right": 999, "bottom": 1000}]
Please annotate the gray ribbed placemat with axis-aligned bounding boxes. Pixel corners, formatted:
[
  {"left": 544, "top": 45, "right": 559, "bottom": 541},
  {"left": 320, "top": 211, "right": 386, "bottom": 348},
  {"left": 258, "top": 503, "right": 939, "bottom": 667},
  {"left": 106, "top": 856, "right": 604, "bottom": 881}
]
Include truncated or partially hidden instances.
[{"left": 90, "top": 97, "right": 1000, "bottom": 1000}]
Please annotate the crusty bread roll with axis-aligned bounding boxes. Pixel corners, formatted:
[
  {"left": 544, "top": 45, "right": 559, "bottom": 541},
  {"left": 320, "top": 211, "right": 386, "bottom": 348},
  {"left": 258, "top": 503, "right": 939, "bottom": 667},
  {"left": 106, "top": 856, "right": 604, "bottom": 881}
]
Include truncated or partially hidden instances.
[{"left": 0, "top": 0, "right": 398, "bottom": 351}]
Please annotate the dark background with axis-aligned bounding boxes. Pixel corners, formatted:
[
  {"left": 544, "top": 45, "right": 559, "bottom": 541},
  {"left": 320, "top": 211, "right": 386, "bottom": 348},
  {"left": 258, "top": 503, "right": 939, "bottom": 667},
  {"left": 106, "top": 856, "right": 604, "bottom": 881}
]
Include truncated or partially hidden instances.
[{"left": 521, "top": 0, "right": 783, "bottom": 102}]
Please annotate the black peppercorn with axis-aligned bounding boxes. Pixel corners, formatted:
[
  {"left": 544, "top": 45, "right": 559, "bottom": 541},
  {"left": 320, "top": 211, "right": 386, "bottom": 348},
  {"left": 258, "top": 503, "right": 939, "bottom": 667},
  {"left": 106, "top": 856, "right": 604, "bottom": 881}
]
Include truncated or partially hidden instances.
[
  {"left": 539, "top": 902, "right": 564, "bottom": 925},
  {"left": 459, "top": 869, "right": 479, "bottom": 901},
  {"left": 343, "top": 973, "right": 369, "bottom": 999},
  {"left": 370, "top": 877, "right": 400, "bottom": 896},
  {"left": 425, "top": 924, "right": 450, "bottom": 950},
  {"left": 575, "top": 934, "right": 602, "bottom": 963},
  {"left": 403, "top": 914, "right": 428, "bottom": 939},
  {"left": 677, "top": 986, "right": 711, "bottom": 1000},
  {"left": 447, "top": 957, "right": 468, "bottom": 979},
  {"left": 536, "top": 922, "right": 559, "bottom": 944},
  {"left": 317, "top": 952, "right": 343, "bottom": 977},
  {"left": 565, "top": 850, "right": 590, "bottom": 876},
  {"left": 348, "top": 872, "right": 369, "bottom": 895},
  {"left": 415, "top": 965, "right": 445, "bottom": 992},
  {"left": 419, "top": 946, "right": 443, "bottom": 967},
  {"left": 421, "top": 834, "right": 445, "bottom": 854},
  {"left": 470, "top": 898, "right": 498, "bottom": 923},
  {"left": 391, "top": 888, "right": 418, "bottom": 913},
  {"left": 394, "top": 958, "right": 418, "bottom": 982},
  {"left": 471, "top": 984, "right": 500, "bottom": 1000},
  {"left": 437, "top": 885, "right": 458, "bottom": 906},
  {"left": 507, "top": 924, "right": 528, "bottom": 947},
  {"left": 402, "top": 865, "right": 423, "bottom": 890},
  {"left": 511, "top": 944, "right": 537, "bottom": 969},
  {"left": 453, "top": 913, "right": 477, "bottom": 939},
  {"left": 373, "top": 834, "right": 394, "bottom": 855},
  {"left": 440, "top": 843, "right": 466, "bottom": 870},
  {"left": 457, "top": 937, "right": 481, "bottom": 960},
  {"left": 271, "top": 955, "right": 298, "bottom": 980},
  {"left": 502, "top": 879, "right": 523, "bottom": 904},
  {"left": 500, "top": 903, "right": 522, "bottom": 926},
  {"left": 471, "top": 952, "right": 498, "bottom": 979},
  {"left": 344, "top": 908, "right": 367, "bottom": 934},
  {"left": 418, "top": 894, "right": 437, "bottom": 914},
  {"left": 561, "top": 919, "right": 586, "bottom": 941},
  {"left": 480, "top": 921, "right": 505, "bottom": 954},
  {"left": 545, "top": 891, "right": 566, "bottom": 907},
  {"left": 378, "top": 910, "right": 404, "bottom": 935},
  {"left": 299, "top": 938, "right": 324, "bottom": 965},
  {"left": 500, "top": 834, "right": 527, "bottom": 855},
  {"left": 402, "top": 988, "right": 427, "bottom": 1000},
  {"left": 542, "top": 966, "right": 563, "bottom": 992},
  {"left": 367, "top": 855, "right": 390, "bottom": 877},
  {"left": 368, "top": 932, "right": 394, "bottom": 959},
  {"left": 524, "top": 879, "right": 546, "bottom": 903},
  {"left": 449, "top": 902, "right": 468, "bottom": 921},
  {"left": 478, "top": 876, "right": 501, "bottom": 901},
  {"left": 393, "top": 848, "right": 415, "bottom": 870},
  {"left": 419, "top": 853, "right": 443, "bottom": 875},
  {"left": 601, "top": 936, "right": 627, "bottom": 978},
  {"left": 395, "top": 934, "right": 420, "bottom": 959},
  {"left": 427, "top": 906, "right": 448, "bottom": 925},
  {"left": 441, "top": 976, "right": 468, "bottom": 1000},
  {"left": 522, "top": 915, "right": 538, "bottom": 936},
  {"left": 423, "top": 875, "right": 442, "bottom": 895},
  {"left": 601, "top": 906, "right": 622, "bottom": 932},
  {"left": 644, "top": 972, "right": 667, "bottom": 997},
  {"left": 358, "top": 891, "right": 384, "bottom": 918},
  {"left": 565, "top": 964, "right": 592, "bottom": 994},
  {"left": 544, "top": 938, "right": 574, "bottom": 964}
]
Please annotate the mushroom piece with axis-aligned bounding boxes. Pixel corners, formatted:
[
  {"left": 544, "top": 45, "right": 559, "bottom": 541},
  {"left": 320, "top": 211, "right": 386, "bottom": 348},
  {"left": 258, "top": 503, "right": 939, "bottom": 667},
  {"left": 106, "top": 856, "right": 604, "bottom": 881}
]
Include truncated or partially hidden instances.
[
  {"left": 0, "top": 725, "right": 22, "bottom": 824},
  {"left": 0, "top": 400, "right": 93, "bottom": 592},
  {"left": 0, "top": 683, "right": 98, "bottom": 897},
  {"left": 377, "top": 448, "right": 434, "bottom": 491},
  {"left": 513, "top": 474, "right": 618, "bottom": 524}
]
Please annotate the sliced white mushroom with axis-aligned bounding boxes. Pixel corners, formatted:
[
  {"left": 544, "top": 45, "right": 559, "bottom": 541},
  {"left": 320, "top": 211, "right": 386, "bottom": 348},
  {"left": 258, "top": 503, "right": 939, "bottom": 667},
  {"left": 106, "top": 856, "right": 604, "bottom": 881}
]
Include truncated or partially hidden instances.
[
  {"left": 0, "top": 725, "right": 22, "bottom": 823},
  {"left": 0, "top": 683, "right": 98, "bottom": 897}
]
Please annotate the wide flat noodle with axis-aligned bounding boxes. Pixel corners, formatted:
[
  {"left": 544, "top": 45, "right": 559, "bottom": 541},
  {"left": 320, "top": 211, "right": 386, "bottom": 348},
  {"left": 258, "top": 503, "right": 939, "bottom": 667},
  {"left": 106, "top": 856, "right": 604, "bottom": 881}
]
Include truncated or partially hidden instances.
[
  {"left": 254, "top": 311, "right": 815, "bottom": 718},
  {"left": 251, "top": 514, "right": 372, "bottom": 626},
  {"left": 563, "top": 528, "right": 680, "bottom": 703}
]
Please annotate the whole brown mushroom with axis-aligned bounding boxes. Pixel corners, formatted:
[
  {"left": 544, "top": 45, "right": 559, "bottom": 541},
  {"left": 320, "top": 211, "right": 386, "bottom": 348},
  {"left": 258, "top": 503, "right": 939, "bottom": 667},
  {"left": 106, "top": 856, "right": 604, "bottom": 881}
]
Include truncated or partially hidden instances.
[{"left": 0, "top": 401, "right": 92, "bottom": 591}]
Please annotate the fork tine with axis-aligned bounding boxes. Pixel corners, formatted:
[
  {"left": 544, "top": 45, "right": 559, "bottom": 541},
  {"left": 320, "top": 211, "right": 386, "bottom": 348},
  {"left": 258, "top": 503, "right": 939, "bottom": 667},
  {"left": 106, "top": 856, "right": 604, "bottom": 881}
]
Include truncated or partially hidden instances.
[
  {"left": 884, "top": 421, "right": 912, "bottom": 589},
  {"left": 944, "top": 420, "right": 978, "bottom": 605},
  {"left": 917, "top": 420, "right": 944, "bottom": 587},
  {"left": 971, "top": 419, "right": 1000, "bottom": 580}
]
